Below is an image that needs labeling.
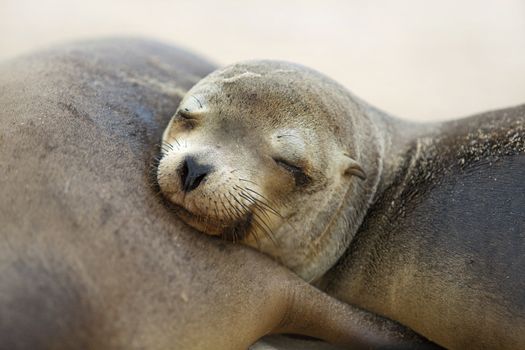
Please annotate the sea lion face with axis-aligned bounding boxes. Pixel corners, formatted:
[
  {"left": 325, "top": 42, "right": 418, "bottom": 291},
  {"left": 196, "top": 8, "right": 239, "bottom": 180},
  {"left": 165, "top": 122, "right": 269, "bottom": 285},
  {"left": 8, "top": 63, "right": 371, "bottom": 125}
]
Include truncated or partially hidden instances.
[{"left": 158, "top": 61, "right": 365, "bottom": 281}]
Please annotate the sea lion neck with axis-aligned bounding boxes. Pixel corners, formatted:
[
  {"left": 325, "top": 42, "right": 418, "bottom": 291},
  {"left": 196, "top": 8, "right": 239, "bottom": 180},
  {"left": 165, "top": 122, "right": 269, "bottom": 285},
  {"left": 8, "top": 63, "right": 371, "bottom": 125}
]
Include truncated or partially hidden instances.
[
  {"left": 356, "top": 102, "right": 438, "bottom": 204},
  {"left": 327, "top": 99, "right": 436, "bottom": 264}
]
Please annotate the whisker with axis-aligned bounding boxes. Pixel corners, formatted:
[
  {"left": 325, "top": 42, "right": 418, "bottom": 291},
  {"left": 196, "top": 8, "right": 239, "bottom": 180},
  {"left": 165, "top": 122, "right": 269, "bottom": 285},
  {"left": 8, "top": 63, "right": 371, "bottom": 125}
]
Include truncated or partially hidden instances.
[
  {"left": 241, "top": 187, "right": 283, "bottom": 214},
  {"left": 239, "top": 193, "right": 273, "bottom": 222},
  {"left": 227, "top": 190, "right": 279, "bottom": 247},
  {"left": 251, "top": 216, "right": 278, "bottom": 247},
  {"left": 219, "top": 195, "right": 237, "bottom": 222},
  {"left": 171, "top": 138, "right": 181, "bottom": 147},
  {"left": 251, "top": 227, "right": 262, "bottom": 250},
  {"left": 233, "top": 199, "right": 277, "bottom": 244},
  {"left": 238, "top": 190, "right": 282, "bottom": 218},
  {"left": 239, "top": 187, "right": 298, "bottom": 238},
  {"left": 161, "top": 141, "right": 174, "bottom": 150}
]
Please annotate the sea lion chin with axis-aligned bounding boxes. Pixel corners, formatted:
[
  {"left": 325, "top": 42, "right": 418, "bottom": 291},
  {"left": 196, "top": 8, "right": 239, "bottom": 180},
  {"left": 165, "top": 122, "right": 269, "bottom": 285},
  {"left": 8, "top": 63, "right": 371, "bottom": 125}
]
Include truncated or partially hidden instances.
[{"left": 173, "top": 201, "right": 254, "bottom": 240}]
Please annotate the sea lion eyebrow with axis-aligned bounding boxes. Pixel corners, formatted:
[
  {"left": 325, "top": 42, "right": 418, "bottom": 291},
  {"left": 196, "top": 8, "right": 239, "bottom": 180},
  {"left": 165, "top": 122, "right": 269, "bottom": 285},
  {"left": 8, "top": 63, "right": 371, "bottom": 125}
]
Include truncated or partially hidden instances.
[
  {"left": 276, "top": 134, "right": 300, "bottom": 139},
  {"left": 191, "top": 95, "right": 203, "bottom": 109}
]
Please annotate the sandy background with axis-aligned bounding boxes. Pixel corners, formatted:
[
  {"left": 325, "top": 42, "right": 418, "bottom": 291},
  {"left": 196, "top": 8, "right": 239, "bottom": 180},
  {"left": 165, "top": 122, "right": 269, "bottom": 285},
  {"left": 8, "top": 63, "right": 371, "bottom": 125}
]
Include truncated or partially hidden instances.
[{"left": 1, "top": 0, "right": 524, "bottom": 121}]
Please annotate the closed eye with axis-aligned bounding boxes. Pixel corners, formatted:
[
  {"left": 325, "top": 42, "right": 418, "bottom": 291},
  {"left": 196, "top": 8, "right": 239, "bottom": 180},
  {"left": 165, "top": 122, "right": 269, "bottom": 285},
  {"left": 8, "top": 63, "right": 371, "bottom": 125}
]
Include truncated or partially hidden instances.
[
  {"left": 273, "top": 157, "right": 311, "bottom": 187},
  {"left": 179, "top": 109, "right": 197, "bottom": 120},
  {"left": 175, "top": 109, "right": 198, "bottom": 129}
]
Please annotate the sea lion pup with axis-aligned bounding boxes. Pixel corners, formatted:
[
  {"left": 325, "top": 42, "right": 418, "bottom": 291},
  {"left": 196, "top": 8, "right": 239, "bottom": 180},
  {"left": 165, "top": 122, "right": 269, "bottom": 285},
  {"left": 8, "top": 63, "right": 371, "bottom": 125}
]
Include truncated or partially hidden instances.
[{"left": 158, "top": 60, "right": 525, "bottom": 349}]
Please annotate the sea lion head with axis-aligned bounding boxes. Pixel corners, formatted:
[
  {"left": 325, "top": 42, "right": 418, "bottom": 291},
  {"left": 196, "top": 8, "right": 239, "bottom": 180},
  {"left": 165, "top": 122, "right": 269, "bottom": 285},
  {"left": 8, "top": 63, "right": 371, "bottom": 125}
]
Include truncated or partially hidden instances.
[{"left": 158, "top": 61, "right": 370, "bottom": 281}]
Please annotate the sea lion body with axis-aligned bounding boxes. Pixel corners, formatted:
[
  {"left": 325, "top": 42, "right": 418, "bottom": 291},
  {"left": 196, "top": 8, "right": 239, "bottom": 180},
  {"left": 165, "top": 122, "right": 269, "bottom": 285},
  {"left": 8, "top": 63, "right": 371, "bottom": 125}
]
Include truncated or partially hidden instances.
[
  {"left": 0, "top": 40, "right": 438, "bottom": 350},
  {"left": 159, "top": 60, "right": 525, "bottom": 349},
  {"left": 322, "top": 107, "right": 525, "bottom": 349}
]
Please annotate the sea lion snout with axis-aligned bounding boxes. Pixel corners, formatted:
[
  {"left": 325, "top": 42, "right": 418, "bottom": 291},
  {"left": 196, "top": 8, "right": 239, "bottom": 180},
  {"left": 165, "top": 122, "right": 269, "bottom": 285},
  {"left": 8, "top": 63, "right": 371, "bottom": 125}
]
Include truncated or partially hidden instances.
[
  {"left": 179, "top": 155, "right": 214, "bottom": 192},
  {"left": 157, "top": 140, "right": 279, "bottom": 238}
]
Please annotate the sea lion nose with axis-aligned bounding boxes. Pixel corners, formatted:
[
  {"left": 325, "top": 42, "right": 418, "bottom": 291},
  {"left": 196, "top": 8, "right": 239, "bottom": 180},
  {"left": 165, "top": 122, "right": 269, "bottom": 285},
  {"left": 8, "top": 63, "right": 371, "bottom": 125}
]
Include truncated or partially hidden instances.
[{"left": 179, "top": 156, "right": 213, "bottom": 192}]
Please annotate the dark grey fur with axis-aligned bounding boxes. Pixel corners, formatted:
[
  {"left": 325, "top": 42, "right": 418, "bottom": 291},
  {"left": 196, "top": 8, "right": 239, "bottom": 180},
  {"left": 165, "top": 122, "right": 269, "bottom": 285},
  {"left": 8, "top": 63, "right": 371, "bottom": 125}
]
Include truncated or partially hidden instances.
[{"left": 321, "top": 105, "right": 525, "bottom": 349}]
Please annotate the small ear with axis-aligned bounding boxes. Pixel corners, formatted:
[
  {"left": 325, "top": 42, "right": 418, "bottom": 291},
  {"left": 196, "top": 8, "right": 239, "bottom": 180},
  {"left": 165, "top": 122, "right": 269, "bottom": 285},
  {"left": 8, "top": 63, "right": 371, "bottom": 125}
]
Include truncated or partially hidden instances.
[{"left": 339, "top": 153, "right": 366, "bottom": 180}]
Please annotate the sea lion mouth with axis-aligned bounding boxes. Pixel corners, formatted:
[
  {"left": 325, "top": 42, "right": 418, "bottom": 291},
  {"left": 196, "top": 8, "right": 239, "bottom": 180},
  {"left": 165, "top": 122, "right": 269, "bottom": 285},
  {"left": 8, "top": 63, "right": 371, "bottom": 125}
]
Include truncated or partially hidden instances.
[
  {"left": 172, "top": 202, "right": 254, "bottom": 240},
  {"left": 220, "top": 212, "right": 254, "bottom": 241}
]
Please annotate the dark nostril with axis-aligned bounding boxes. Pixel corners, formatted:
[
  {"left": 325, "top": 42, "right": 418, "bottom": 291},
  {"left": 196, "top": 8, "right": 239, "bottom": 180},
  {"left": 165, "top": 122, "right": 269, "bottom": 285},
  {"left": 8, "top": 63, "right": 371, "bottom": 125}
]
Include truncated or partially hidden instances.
[
  {"left": 180, "top": 160, "right": 189, "bottom": 187},
  {"left": 179, "top": 156, "right": 213, "bottom": 192},
  {"left": 192, "top": 172, "right": 207, "bottom": 190}
]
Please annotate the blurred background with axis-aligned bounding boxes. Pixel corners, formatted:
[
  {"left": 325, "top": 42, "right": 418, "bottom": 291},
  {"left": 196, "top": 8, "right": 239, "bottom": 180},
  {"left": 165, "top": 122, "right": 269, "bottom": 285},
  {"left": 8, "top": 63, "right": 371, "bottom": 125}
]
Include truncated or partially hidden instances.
[{"left": 1, "top": 0, "right": 524, "bottom": 121}]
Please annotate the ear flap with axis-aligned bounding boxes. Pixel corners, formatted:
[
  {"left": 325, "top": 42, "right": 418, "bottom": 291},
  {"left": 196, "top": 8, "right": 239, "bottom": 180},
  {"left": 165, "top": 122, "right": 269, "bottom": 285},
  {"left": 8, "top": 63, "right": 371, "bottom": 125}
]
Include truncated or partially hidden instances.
[{"left": 339, "top": 152, "right": 366, "bottom": 180}]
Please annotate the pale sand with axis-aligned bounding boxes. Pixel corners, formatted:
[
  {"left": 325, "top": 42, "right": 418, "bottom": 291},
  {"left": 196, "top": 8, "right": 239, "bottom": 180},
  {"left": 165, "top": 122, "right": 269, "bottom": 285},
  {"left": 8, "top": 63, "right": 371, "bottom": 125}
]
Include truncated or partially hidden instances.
[{"left": 1, "top": 0, "right": 524, "bottom": 121}]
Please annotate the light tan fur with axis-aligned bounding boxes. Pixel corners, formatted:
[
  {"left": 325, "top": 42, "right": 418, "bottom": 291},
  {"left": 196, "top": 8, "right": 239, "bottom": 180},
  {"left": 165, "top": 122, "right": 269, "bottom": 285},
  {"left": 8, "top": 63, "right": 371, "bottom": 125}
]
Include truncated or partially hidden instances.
[{"left": 158, "top": 61, "right": 379, "bottom": 281}]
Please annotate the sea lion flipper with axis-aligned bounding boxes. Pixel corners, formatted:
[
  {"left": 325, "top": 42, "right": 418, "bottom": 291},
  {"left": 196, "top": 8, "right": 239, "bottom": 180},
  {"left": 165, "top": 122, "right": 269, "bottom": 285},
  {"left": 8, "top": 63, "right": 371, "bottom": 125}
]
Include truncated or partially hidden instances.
[{"left": 272, "top": 280, "right": 441, "bottom": 349}]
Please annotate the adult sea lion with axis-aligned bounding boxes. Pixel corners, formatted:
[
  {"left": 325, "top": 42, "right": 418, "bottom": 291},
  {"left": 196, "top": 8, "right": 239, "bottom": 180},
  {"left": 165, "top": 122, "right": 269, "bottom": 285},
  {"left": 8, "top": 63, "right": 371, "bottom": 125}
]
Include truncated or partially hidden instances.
[
  {"left": 0, "top": 39, "right": 439, "bottom": 350},
  {"left": 158, "top": 60, "right": 525, "bottom": 349}
]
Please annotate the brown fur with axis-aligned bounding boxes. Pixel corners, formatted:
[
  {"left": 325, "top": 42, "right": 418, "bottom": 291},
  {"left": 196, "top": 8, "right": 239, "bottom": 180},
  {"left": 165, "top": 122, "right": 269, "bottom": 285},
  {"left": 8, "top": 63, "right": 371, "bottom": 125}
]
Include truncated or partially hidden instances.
[{"left": 0, "top": 39, "right": 438, "bottom": 349}]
